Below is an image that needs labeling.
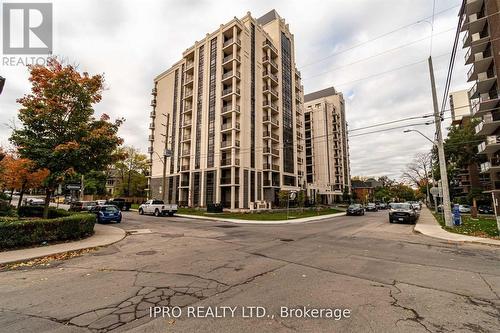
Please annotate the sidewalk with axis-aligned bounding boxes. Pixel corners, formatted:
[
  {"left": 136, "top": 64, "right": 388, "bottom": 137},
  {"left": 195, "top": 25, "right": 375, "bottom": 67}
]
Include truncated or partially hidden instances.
[
  {"left": 414, "top": 207, "right": 500, "bottom": 246},
  {"left": 177, "top": 211, "right": 346, "bottom": 225},
  {"left": 0, "top": 224, "right": 126, "bottom": 265}
]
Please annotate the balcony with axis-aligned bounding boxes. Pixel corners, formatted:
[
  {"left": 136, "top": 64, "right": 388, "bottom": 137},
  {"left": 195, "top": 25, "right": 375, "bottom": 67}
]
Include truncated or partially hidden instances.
[
  {"left": 263, "top": 163, "right": 280, "bottom": 171},
  {"left": 180, "top": 180, "right": 190, "bottom": 187},
  {"left": 466, "top": 51, "right": 493, "bottom": 82},
  {"left": 263, "top": 116, "right": 279, "bottom": 127},
  {"left": 295, "top": 94, "right": 302, "bottom": 103},
  {"left": 478, "top": 135, "right": 500, "bottom": 154},
  {"left": 184, "top": 90, "right": 193, "bottom": 99},
  {"left": 263, "top": 86, "right": 279, "bottom": 99},
  {"left": 147, "top": 146, "right": 154, "bottom": 153},
  {"left": 463, "top": 0, "right": 484, "bottom": 18},
  {"left": 150, "top": 111, "right": 156, "bottom": 118},
  {"left": 263, "top": 101, "right": 279, "bottom": 113},
  {"left": 222, "top": 70, "right": 241, "bottom": 83},
  {"left": 222, "top": 86, "right": 240, "bottom": 97},
  {"left": 263, "top": 131, "right": 279, "bottom": 142},
  {"left": 181, "top": 134, "right": 191, "bottom": 142},
  {"left": 262, "top": 56, "right": 279, "bottom": 70},
  {"left": 464, "top": 29, "right": 489, "bottom": 49},
  {"left": 222, "top": 54, "right": 241, "bottom": 65},
  {"left": 221, "top": 122, "right": 241, "bottom": 132},
  {"left": 469, "top": 71, "right": 497, "bottom": 99},
  {"left": 182, "top": 119, "right": 192, "bottom": 128},
  {"left": 263, "top": 147, "right": 279, "bottom": 156},
  {"left": 221, "top": 104, "right": 241, "bottom": 116},
  {"left": 220, "top": 177, "right": 240, "bottom": 186},
  {"left": 263, "top": 71, "right": 279, "bottom": 84},
  {"left": 223, "top": 38, "right": 241, "bottom": 49},
  {"left": 221, "top": 140, "right": 240, "bottom": 149},
  {"left": 263, "top": 179, "right": 280, "bottom": 187},
  {"left": 297, "top": 144, "right": 303, "bottom": 151},
  {"left": 181, "top": 165, "right": 190, "bottom": 171},
  {"left": 151, "top": 88, "right": 157, "bottom": 95},
  {"left": 148, "top": 135, "right": 154, "bottom": 141},
  {"left": 263, "top": 40, "right": 278, "bottom": 55},
  {"left": 220, "top": 158, "right": 240, "bottom": 166},
  {"left": 184, "top": 75, "right": 194, "bottom": 85},
  {"left": 296, "top": 106, "right": 302, "bottom": 115},
  {"left": 295, "top": 69, "right": 301, "bottom": 78},
  {"left": 151, "top": 99, "right": 156, "bottom": 107},
  {"left": 462, "top": 11, "right": 487, "bottom": 35},
  {"left": 149, "top": 122, "right": 155, "bottom": 129},
  {"left": 185, "top": 62, "right": 194, "bottom": 71},
  {"left": 183, "top": 105, "right": 193, "bottom": 114},
  {"left": 475, "top": 113, "right": 500, "bottom": 136},
  {"left": 298, "top": 158, "right": 303, "bottom": 164},
  {"left": 471, "top": 91, "right": 500, "bottom": 116},
  {"left": 181, "top": 149, "right": 191, "bottom": 157}
]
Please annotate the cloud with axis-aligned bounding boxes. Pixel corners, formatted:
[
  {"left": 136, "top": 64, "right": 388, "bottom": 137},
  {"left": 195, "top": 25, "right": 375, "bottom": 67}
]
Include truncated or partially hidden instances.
[{"left": 0, "top": 0, "right": 468, "bottom": 180}]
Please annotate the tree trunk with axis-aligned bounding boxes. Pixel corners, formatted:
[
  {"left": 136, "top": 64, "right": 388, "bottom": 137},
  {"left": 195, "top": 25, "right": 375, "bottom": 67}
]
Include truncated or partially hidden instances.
[
  {"left": 43, "top": 188, "right": 52, "bottom": 219},
  {"left": 17, "top": 181, "right": 27, "bottom": 209},
  {"left": 8, "top": 188, "right": 14, "bottom": 205}
]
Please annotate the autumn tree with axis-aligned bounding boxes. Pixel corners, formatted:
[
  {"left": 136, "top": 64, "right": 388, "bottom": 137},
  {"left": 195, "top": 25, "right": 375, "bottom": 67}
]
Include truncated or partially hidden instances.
[
  {"left": 10, "top": 57, "right": 123, "bottom": 218},
  {"left": 113, "top": 146, "right": 148, "bottom": 197},
  {"left": 0, "top": 155, "right": 49, "bottom": 207}
]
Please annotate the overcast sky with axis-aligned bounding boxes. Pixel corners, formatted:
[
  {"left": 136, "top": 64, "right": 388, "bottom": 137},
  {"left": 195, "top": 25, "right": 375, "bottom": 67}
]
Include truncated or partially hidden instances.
[{"left": 0, "top": 0, "right": 469, "bottom": 180}]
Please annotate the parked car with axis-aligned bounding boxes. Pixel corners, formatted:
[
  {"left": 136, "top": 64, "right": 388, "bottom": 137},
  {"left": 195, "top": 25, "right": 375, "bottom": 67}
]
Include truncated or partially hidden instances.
[
  {"left": 389, "top": 202, "right": 418, "bottom": 224},
  {"left": 478, "top": 205, "right": 494, "bottom": 214},
  {"left": 346, "top": 204, "right": 365, "bottom": 216},
  {"left": 69, "top": 201, "right": 97, "bottom": 212},
  {"left": 24, "top": 197, "right": 45, "bottom": 206},
  {"left": 139, "top": 199, "right": 178, "bottom": 217},
  {"left": 106, "top": 198, "right": 131, "bottom": 211},
  {"left": 366, "top": 203, "right": 378, "bottom": 212},
  {"left": 92, "top": 205, "right": 122, "bottom": 224},
  {"left": 378, "top": 203, "right": 388, "bottom": 210},
  {"left": 458, "top": 204, "right": 471, "bottom": 213}
]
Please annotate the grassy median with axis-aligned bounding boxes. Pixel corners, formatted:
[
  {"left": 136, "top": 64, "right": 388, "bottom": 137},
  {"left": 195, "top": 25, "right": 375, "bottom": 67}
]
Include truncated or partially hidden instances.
[
  {"left": 432, "top": 212, "right": 499, "bottom": 239},
  {"left": 178, "top": 207, "right": 343, "bottom": 221}
]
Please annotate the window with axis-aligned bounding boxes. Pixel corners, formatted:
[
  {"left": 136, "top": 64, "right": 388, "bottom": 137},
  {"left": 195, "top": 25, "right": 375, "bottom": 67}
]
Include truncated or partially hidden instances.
[
  {"left": 207, "top": 38, "right": 217, "bottom": 168},
  {"left": 281, "top": 32, "right": 294, "bottom": 173}
]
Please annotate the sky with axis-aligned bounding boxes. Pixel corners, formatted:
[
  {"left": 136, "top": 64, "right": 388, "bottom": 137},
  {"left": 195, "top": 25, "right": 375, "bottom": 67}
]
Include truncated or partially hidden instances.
[{"left": 0, "top": 0, "right": 470, "bottom": 180}]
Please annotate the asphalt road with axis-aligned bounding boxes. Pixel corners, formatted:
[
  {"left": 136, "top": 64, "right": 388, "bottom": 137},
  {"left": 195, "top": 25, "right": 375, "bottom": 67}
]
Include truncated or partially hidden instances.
[{"left": 0, "top": 211, "right": 499, "bottom": 332}]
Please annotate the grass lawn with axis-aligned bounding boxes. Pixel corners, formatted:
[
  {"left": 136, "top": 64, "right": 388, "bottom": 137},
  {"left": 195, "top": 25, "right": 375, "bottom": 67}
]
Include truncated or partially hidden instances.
[
  {"left": 432, "top": 212, "right": 499, "bottom": 239},
  {"left": 177, "top": 207, "right": 343, "bottom": 221},
  {"left": 131, "top": 203, "right": 140, "bottom": 210}
]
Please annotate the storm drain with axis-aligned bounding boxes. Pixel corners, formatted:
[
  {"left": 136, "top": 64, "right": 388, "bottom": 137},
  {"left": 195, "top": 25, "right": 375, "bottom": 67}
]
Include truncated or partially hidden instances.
[{"left": 280, "top": 238, "right": 294, "bottom": 242}]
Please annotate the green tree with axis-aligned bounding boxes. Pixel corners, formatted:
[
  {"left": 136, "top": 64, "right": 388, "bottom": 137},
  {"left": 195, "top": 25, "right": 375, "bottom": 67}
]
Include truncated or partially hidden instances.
[
  {"left": 278, "top": 190, "right": 289, "bottom": 208},
  {"left": 113, "top": 146, "right": 148, "bottom": 197},
  {"left": 10, "top": 57, "right": 123, "bottom": 218}
]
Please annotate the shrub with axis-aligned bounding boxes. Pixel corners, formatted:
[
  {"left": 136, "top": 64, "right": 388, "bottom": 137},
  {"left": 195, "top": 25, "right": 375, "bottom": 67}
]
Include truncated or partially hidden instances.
[
  {"left": 0, "top": 200, "right": 16, "bottom": 217},
  {"left": 0, "top": 213, "right": 96, "bottom": 249},
  {"left": 17, "top": 205, "right": 72, "bottom": 218}
]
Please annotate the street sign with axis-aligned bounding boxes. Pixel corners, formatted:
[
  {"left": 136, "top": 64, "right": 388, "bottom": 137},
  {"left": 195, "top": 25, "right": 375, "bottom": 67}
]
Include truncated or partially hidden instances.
[
  {"left": 289, "top": 191, "right": 297, "bottom": 200},
  {"left": 430, "top": 187, "right": 439, "bottom": 196},
  {"left": 66, "top": 184, "right": 81, "bottom": 190}
]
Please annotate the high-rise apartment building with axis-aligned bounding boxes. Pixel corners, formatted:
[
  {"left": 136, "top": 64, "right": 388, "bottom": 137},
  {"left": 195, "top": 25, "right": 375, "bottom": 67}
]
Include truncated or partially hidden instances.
[
  {"left": 461, "top": 0, "right": 500, "bottom": 220},
  {"left": 303, "top": 87, "right": 351, "bottom": 204},
  {"left": 147, "top": 10, "right": 305, "bottom": 209}
]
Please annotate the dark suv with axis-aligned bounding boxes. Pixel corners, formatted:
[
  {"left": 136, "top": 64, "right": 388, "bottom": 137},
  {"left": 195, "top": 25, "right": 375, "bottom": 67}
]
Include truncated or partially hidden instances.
[
  {"left": 346, "top": 204, "right": 365, "bottom": 216},
  {"left": 389, "top": 203, "right": 417, "bottom": 224}
]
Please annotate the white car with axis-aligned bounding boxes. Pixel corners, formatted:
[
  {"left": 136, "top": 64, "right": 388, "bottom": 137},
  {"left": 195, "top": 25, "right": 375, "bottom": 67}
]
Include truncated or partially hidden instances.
[
  {"left": 459, "top": 205, "right": 471, "bottom": 213},
  {"left": 139, "top": 199, "right": 178, "bottom": 217}
]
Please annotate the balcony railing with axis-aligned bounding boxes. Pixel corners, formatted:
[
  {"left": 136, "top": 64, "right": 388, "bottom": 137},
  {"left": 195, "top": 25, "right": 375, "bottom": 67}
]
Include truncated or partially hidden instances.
[
  {"left": 263, "top": 71, "right": 279, "bottom": 82},
  {"left": 148, "top": 135, "right": 154, "bottom": 141},
  {"left": 221, "top": 122, "right": 241, "bottom": 130},
  {"left": 180, "top": 180, "right": 190, "bottom": 187},
  {"left": 263, "top": 147, "right": 279, "bottom": 155},
  {"left": 263, "top": 101, "right": 279, "bottom": 112},
  {"left": 181, "top": 150, "right": 191, "bottom": 156},
  {"left": 220, "top": 177, "right": 240, "bottom": 185},
  {"left": 222, "top": 71, "right": 241, "bottom": 80},
  {"left": 221, "top": 140, "right": 240, "bottom": 148},
  {"left": 263, "top": 163, "right": 280, "bottom": 171},
  {"left": 181, "top": 165, "right": 190, "bottom": 171},
  {"left": 264, "top": 87, "right": 279, "bottom": 96},
  {"left": 262, "top": 56, "right": 279, "bottom": 68},
  {"left": 185, "top": 62, "right": 194, "bottom": 71},
  {"left": 221, "top": 104, "right": 240, "bottom": 114},
  {"left": 222, "top": 87, "right": 241, "bottom": 96},
  {"left": 478, "top": 135, "right": 500, "bottom": 153},
  {"left": 221, "top": 158, "right": 240, "bottom": 166},
  {"left": 480, "top": 161, "right": 491, "bottom": 173},
  {"left": 149, "top": 123, "right": 155, "bottom": 129},
  {"left": 263, "top": 179, "right": 280, "bottom": 187},
  {"left": 263, "top": 116, "right": 279, "bottom": 126},
  {"left": 222, "top": 54, "right": 241, "bottom": 64},
  {"left": 263, "top": 131, "right": 279, "bottom": 141},
  {"left": 151, "top": 88, "right": 157, "bottom": 95},
  {"left": 223, "top": 38, "right": 241, "bottom": 48},
  {"left": 263, "top": 40, "right": 278, "bottom": 54},
  {"left": 147, "top": 147, "right": 154, "bottom": 153}
]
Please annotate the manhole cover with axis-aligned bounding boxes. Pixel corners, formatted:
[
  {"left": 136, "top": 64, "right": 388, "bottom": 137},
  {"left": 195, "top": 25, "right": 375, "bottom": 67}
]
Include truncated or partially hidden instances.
[
  {"left": 280, "top": 238, "right": 294, "bottom": 242},
  {"left": 136, "top": 250, "right": 157, "bottom": 256},
  {"left": 215, "top": 225, "right": 239, "bottom": 228}
]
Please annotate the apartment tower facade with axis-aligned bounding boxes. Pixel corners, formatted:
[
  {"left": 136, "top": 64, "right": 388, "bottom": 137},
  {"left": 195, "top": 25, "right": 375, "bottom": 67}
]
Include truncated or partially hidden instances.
[
  {"left": 304, "top": 87, "right": 351, "bottom": 204},
  {"left": 461, "top": 0, "right": 500, "bottom": 225},
  {"left": 147, "top": 10, "right": 305, "bottom": 209}
]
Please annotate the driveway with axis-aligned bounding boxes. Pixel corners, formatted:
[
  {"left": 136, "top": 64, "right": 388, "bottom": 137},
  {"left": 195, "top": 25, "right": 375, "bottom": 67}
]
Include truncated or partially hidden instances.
[{"left": 0, "top": 211, "right": 499, "bottom": 332}]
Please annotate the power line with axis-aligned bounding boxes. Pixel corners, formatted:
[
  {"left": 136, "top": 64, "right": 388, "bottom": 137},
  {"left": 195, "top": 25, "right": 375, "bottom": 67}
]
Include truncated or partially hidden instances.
[{"left": 299, "top": 4, "right": 459, "bottom": 69}]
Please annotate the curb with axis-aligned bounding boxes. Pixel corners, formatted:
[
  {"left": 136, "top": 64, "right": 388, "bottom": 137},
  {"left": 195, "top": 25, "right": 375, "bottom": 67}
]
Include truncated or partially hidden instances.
[
  {"left": 0, "top": 224, "right": 126, "bottom": 265},
  {"left": 414, "top": 208, "right": 500, "bottom": 247},
  {"left": 176, "top": 212, "right": 346, "bottom": 225}
]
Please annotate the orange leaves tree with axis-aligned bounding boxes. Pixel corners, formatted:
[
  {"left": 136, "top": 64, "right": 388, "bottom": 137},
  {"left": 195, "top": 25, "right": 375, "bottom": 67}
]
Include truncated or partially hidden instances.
[
  {"left": 0, "top": 155, "right": 49, "bottom": 208},
  {"left": 10, "top": 57, "right": 124, "bottom": 218}
]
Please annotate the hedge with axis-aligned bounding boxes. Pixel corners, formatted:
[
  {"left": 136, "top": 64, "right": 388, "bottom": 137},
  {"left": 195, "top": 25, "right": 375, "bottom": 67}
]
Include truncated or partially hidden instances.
[
  {"left": 0, "top": 213, "right": 96, "bottom": 250},
  {"left": 17, "top": 206, "right": 72, "bottom": 218}
]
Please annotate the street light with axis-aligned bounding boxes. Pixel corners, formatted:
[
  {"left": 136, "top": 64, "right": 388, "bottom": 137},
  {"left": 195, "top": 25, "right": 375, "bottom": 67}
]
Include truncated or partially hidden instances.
[{"left": 403, "top": 129, "right": 436, "bottom": 211}]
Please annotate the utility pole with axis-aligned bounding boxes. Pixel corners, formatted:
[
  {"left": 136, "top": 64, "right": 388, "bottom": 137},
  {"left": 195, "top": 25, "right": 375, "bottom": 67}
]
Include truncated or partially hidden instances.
[
  {"left": 162, "top": 114, "right": 170, "bottom": 202},
  {"left": 428, "top": 56, "right": 453, "bottom": 226}
]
